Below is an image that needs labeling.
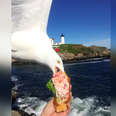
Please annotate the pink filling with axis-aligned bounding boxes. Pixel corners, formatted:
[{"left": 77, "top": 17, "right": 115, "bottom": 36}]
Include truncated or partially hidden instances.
[{"left": 52, "top": 71, "right": 70, "bottom": 99}]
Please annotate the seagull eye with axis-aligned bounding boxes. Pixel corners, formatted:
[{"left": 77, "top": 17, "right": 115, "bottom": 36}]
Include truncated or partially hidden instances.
[{"left": 56, "top": 67, "right": 60, "bottom": 73}]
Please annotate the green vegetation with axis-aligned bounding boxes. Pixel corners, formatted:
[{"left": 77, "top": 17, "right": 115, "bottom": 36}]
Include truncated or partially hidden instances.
[
  {"left": 58, "top": 44, "right": 109, "bottom": 56},
  {"left": 46, "top": 80, "right": 56, "bottom": 96},
  {"left": 54, "top": 44, "right": 111, "bottom": 59},
  {"left": 46, "top": 80, "right": 62, "bottom": 104},
  {"left": 59, "top": 44, "right": 91, "bottom": 55}
]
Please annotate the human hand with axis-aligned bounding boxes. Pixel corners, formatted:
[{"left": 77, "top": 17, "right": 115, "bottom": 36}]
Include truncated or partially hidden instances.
[{"left": 41, "top": 93, "right": 72, "bottom": 116}]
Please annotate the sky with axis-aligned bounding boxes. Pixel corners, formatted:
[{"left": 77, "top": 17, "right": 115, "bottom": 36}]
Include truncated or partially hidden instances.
[
  {"left": 112, "top": 0, "right": 116, "bottom": 50},
  {"left": 47, "top": 0, "right": 111, "bottom": 48}
]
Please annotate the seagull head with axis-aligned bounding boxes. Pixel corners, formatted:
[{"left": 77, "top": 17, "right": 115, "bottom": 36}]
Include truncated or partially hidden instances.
[{"left": 46, "top": 48, "right": 64, "bottom": 74}]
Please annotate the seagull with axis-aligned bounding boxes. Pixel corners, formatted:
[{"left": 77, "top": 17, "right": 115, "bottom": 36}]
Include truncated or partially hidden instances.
[{"left": 11, "top": 0, "right": 64, "bottom": 73}]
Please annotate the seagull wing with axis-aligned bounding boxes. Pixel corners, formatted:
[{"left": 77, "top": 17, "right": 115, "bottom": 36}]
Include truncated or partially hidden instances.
[
  {"left": 11, "top": 0, "right": 64, "bottom": 73},
  {"left": 12, "top": 0, "right": 52, "bottom": 33}
]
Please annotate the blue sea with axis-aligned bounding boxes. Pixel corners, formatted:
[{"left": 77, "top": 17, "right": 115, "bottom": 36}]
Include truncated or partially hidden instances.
[{"left": 12, "top": 59, "right": 111, "bottom": 116}]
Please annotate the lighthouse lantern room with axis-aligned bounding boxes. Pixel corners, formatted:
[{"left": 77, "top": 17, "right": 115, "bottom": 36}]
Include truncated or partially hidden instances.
[{"left": 61, "top": 33, "right": 65, "bottom": 44}]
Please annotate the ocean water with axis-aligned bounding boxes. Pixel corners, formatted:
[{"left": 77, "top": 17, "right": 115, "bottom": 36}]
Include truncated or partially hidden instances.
[{"left": 12, "top": 59, "right": 111, "bottom": 116}]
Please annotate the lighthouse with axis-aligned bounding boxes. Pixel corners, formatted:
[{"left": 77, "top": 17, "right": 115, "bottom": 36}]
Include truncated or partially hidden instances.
[
  {"left": 50, "top": 38, "right": 54, "bottom": 45},
  {"left": 61, "top": 33, "right": 65, "bottom": 44},
  {"left": 50, "top": 34, "right": 65, "bottom": 46}
]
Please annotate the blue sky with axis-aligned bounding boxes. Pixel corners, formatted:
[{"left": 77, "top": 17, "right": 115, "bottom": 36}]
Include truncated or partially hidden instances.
[
  {"left": 112, "top": 0, "right": 116, "bottom": 50},
  {"left": 47, "top": 0, "right": 111, "bottom": 48}
]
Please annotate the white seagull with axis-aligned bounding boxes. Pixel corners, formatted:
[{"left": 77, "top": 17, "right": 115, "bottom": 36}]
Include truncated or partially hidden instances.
[{"left": 11, "top": 0, "right": 64, "bottom": 73}]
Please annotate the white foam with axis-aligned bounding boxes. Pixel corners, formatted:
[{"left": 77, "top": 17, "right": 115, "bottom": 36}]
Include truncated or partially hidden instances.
[
  {"left": 16, "top": 96, "right": 111, "bottom": 116},
  {"left": 11, "top": 75, "right": 18, "bottom": 82}
]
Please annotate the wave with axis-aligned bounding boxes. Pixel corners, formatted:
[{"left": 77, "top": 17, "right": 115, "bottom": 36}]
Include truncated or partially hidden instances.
[
  {"left": 11, "top": 75, "right": 18, "bottom": 83},
  {"left": 15, "top": 96, "right": 111, "bottom": 116},
  {"left": 11, "top": 75, "right": 24, "bottom": 91}
]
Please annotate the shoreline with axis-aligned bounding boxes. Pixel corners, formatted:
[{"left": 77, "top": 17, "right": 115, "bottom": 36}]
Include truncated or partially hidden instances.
[
  {"left": 12, "top": 44, "right": 111, "bottom": 65},
  {"left": 12, "top": 56, "right": 110, "bottom": 65},
  {"left": 63, "top": 56, "right": 110, "bottom": 64}
]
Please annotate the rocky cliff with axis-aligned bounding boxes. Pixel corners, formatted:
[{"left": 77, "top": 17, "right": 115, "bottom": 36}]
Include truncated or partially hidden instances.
[{"left": 56, "top": 44, "right": 110, "bottom": 61}]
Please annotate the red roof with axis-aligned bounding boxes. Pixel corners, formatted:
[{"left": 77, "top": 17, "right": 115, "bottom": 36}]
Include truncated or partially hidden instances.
[
  {"left": 51, "top": 38, "right": 54, "bottom": 40},
  {"left": 55, "top": 48, "right": 60, "bottom": 52}
]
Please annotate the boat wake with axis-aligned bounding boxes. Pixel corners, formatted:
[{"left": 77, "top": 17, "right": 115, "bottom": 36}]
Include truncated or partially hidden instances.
[
  {"left": 13, "top": 96, "right": 110, "bottom": 116},
  {"left": 11, "top": 59, "right": 111, "bottom": 116}
]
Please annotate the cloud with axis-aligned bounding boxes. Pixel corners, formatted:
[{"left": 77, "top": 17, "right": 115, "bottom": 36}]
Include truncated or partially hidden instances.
[{"left": 84, "top": 39, "right": 111, "bottom": 48}]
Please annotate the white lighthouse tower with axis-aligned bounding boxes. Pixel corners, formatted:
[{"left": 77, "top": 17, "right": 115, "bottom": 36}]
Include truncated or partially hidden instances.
[
  {"left": 50, "top": 38, "right": 54, "bottom": 45},
  {"left": 60, "top": 33, "right": 65, "bottom": 44}
]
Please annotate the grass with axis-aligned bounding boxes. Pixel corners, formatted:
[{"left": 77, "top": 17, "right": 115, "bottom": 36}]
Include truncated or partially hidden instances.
[{"left": 53, "top": 44, "right": 109, "bottom": 56}]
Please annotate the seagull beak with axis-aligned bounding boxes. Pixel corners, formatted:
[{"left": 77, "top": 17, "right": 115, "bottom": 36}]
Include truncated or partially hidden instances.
[{"left": 54, "top": 66, "right": 70, "bottom": 82}]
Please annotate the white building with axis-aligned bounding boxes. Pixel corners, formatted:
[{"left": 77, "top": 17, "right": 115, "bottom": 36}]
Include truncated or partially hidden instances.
[
  {"left": 50, "top": 38, "right": 54, "bottom": 45},
  {"left": 50, "top": 34, "right": 65, "bottom": 45},
  {"left": 60, "top": 33, "right": 65, "bottom": 44}
]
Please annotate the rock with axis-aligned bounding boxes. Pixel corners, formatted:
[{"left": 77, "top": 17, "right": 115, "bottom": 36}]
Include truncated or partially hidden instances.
[
  {"left": 12, "top": 89, "right": 18, "bottom": 104},
  {"left": 12, "top": 90, "right": 17, "bottom": 99},
  {"left": 12, "top": 111, "right": 21, "bottom": 116},
  {"left": 76, "top": 53, "right": 84, "bottom": 58},
  {"left": 12, "top": 110, "right": 31, "bottom": 116},
  {"left": 103, "top": 50, "right": 110, "bottom": 56},
  {"left": 58, "top": 53, "right": 75, "bottom": 60}
]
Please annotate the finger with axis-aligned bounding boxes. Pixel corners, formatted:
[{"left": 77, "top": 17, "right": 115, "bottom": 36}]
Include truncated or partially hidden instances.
[
  {"left": 70, "top": 85, "right": 72, "bottom": 90},
  {"left": 50, "top": 97, "right": 54, "bottom": 102},
  {"left": 68, "top": 92, "right": 72, "bottom": 103},
  {"left": 70, "top": 92, "right": 72, "bottom": 102},
  {"left": 47, "top": 98, "right": 54, "bottom": 106},
  {"left": 67, "top": 103, "right": 71, "bottom": 113},
  {"left": 57, "top": 111, "right": 69, "bottom": 116},
  {"left": 45, "top": 97, "right": 55, "bottom": 110}
]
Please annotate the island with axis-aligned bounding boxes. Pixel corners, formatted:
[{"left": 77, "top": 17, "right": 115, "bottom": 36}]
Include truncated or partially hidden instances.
[
  {"left": 12, "top": 44, "right": 111, "bottom": 64},
  {"left": 56, "top": 44, "right": 110, "bottom": 63}
]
